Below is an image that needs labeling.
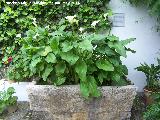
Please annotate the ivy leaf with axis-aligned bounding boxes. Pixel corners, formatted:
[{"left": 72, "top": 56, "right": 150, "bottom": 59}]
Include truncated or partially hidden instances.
[
  {"left": 26, "top": 30, "right": 35, "bottom": 38},
  {"left": 107, "top": 35, "right": 119, "bottom": 41},
  {"left": 61, "top": 41, "right": 73, "bottom": 52},
  {"left": 75, "top": 60, "right": 87, "bottom": 81},
  {"left": 45, "top": 53, "right": 56, "bottom": 63},
  {"left": 60, "top": 52, "right": 79, "bottom": 65},
  {"left": 79, "top": 40, "right": 93, "bottom": 52},
  {"left": 50, "top": 37, "right": 59, "bottom": 54},
  {"left": 55, "top": 62, "right": 66, "bottom": 75},
  {"left": 80, "top": 81, "right": 89, "bottom": 98},
  {"left": 96, "top": 59, "right": 114, "bottom": 71},
  {"left": 58, "top": 25, "right": 67, "bottom": 31},
  {"left": 54, "top": 76, "right": 66, "bottom": 86},
  {"left": 42, "top": 64, "right": 53, "bottom": 81},
  {"left": 38, "top": 46, "right": 52, "bottom": 56}
]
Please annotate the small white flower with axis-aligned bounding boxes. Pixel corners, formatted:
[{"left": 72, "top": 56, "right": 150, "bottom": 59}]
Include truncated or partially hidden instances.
[
  {"left": 76, "top": 2, "right": 80, "bottom": 5},
  {"left": 91, "top": 20, "right": 100, "bottom": 27},
  {"left": 79, "top": 27, "right": 84, "bottom": 33},
  {"left": 55, "top": 2, "right": 60, "bottom": 4},
  {"left": 104, "top": 13, "right": 108, "bottom": 20},
  {"left": 32, "top": 18, "right": 37, "bottom": 26},
  {"left": 45, "top": 25, "right": 50, "bottom": 29},
  {"left": 33, "top": 33, "right": 39, "bottom": 39},
  {"left": 93, "top": 45, "right": 97, "bottom": 50},
  {"left": 96, "top": 55, "right": 100, "bottom": 58},
  {"left": 39, "top": 2, "right": 46, "bottom": 5},
  {"left": 65, "top": 15, "right": 78, "bottom": 24},
  {"left": 16, "top": 34, "right": 21, "bottom": 38},
  {"left": 32, "top": 18, "right": 36, "bottom": 21},
  {"left": 65, "top": 15, "right": 76, "bottom": 21},
  {"left": 22, "top": 1, "right": 27, "bottom": 5}
]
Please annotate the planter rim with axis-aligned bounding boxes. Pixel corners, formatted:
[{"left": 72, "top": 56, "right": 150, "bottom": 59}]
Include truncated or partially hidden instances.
[{"left": 27, "top": 84, "right": 137, "bottom": 89}]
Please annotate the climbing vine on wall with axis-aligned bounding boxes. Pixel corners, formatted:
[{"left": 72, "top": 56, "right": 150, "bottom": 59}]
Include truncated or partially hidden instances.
[
  {"left": 128, "top": 0, "right": 160, "bottom": 31},
  {"left": 0, "top": 0, "right": 112, "bottom": 66}
]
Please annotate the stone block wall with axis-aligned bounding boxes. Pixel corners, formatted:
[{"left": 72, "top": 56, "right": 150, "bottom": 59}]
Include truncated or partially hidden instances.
[{"left": 27, "top": 85, "right": 137, "bottom": 120}]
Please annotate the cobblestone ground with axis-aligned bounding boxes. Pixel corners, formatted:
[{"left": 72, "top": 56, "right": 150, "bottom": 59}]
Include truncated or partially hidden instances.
[{"left": 0, "top": 93, "right": 145, "bottom": 120}]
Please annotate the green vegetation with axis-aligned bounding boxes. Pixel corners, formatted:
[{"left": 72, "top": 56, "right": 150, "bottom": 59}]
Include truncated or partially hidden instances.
[
  {"left": 143, "top": 93, "right": 160, "bottom": 120},
  {"left": 128, "top": 0, "right": 160, "bottom": 31},
  {"left": 0, "top": 87, "right": 17, "bottom": 114},
  {"left": 135, "top": 60, "right": 160, "bottom": 91}
]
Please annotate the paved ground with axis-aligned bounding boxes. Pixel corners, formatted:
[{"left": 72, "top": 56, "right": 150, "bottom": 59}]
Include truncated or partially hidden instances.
[
  {"left": 0, "top": 94, "right": 145, "bottom": 120},
  {"left": 0, "top": 102, "right": 31, "bottom": 120}
]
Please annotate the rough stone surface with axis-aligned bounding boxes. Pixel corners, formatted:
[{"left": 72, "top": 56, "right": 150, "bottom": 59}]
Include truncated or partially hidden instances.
[
  {"left": 27, "top": 85, "right": 137, "bottom": 120},
  {"left": 0, "top": 67, "right": 8, "bottom": 79}
]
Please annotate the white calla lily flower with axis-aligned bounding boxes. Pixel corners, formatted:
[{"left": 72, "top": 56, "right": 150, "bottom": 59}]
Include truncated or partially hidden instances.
[
  {"left": 91, "top": 20, "right": 100, "bottom": 27},
  {"left": 79, "top": 27, "right": 84, "bottom": 33},
  {"left": 55, "top": 2, "right": 60, "bottom": 4},
  {"left": 16, "top": 34, "right": 21, "bottom": 38},
  {"left": 65, "top": 15, "right": 78, "bottom": 24}
]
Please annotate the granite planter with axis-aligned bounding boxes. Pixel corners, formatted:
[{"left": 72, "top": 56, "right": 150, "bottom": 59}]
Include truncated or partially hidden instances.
[{"left": 27, "top": 85, "right": 137, "bottom": 120}]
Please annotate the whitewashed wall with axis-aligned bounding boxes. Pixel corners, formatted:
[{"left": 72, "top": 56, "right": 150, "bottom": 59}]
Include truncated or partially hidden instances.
[
  {"left": 110, "top": 0, "right": 160, "bottom": 91},
  {"left": 0, "top": 81, "right": 30, "bottom": 101}
]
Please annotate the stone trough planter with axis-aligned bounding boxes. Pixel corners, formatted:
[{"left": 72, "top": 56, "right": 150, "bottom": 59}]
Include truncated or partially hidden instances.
[{"left": 27, "top": 85, "right": 137, "bottom": 120}]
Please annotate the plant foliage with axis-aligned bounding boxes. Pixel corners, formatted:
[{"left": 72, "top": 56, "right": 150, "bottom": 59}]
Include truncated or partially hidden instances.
[
  {"left": 7, "top": 23, "right": 135, "bottom": 98},
  {"left": 0, "top": 87, "right": 17, "bottom": 114},
  {"left": 135, "top": 61, "right": 160, "bottom": 91},
  {"left": 143, "top": 93, "right": 160, "bottom": 120}
]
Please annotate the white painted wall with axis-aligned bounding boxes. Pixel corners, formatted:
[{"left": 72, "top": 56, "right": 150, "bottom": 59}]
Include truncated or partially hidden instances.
[
  {"left": 110, "top": 0, "right": 160, "bottom": 91},
  {"left": 0, "top": 81, "right": 30, "bottom": 101}
]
